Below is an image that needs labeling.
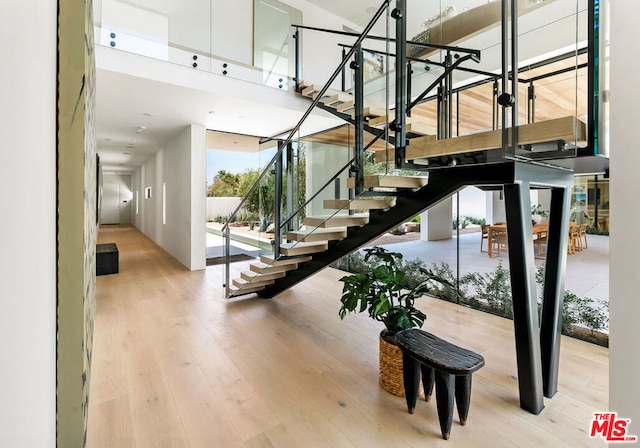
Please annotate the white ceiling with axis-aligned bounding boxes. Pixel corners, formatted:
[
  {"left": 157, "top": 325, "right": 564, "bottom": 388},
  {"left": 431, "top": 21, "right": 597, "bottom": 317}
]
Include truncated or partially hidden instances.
[
  {"left": 95, "top": 52, "right": 341, "bottom": 174},
  {"left": 92, "top": 0, "right": 476, "bottom": 175}
]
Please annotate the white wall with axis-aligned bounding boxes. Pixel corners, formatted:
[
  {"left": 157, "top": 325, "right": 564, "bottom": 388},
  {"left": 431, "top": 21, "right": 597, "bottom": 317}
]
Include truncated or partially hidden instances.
[
  {"left": 206, "top": 197, "right": 243, "bottom": 221},
  {"left": 0, "top": 1, "right": 56, "bottom": 445},
  {"left": 281, "top": 0, "right": 361, "bottom": 89},
  {"left": 609, "top": 0, "right": 640, "bottom": 432},
  {"left": 132, "top": 124, "right": 206, "bottom": 270},
  {"left": 452, "top": 186, "right": 487, "bottom": 220},
  {"left": 420, "top": 197, "right": 453, "bottom": 241},
  {"left": 212, "top": 0, "right": 253, "bottom": 64}
]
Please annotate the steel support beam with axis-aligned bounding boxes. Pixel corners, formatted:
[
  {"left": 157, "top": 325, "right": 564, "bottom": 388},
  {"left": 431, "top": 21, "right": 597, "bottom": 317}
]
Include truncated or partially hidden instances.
[
  {"left": 503, "top": 181, "right": 545, "bottom": 415},
  {"left": 273, "top": 147, "right": 283, "bottom": 257},
  {"left": 540, "top": 186, "right": 571, "bottom": 397},
  {"left": 285, "top": 141, "right": 295, "bottom": 232}
]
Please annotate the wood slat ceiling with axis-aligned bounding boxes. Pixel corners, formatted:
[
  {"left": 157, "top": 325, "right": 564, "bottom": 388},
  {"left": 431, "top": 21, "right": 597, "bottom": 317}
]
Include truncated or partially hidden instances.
[{"left": 303, "top": 55, "right": 588, "bottom": 150}]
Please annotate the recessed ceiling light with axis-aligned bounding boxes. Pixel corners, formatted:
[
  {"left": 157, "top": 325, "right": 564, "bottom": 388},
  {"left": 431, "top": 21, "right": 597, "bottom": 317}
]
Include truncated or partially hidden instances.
[
  {"left": 124, "top": 151, "right": 131, "bottom": 155},
  {"left": 238, "top": 115, "right": 244, "bottom": 119},
  {"left": 208, "top": 110, "right": 216, "bottom": 114},
  {"left": 125, "top": 144, "right": 135, "bottom": 149},
  {"left": 104, "top": 137, "right": 112, "bottom": 141},
  {"left": 143, "top": 112, "right": 152, "bottom": 117}
]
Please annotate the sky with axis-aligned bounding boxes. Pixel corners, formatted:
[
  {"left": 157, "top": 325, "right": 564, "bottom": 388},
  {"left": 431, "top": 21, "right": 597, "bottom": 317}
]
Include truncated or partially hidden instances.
[{"left": 206, "top": 148, "right": 277, "bottom": 184}]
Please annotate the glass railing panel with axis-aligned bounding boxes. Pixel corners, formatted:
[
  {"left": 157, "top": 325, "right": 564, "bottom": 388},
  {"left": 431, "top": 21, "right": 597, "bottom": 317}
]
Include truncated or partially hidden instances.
[
  {"left": 254, "top": 0, "right": 301, "bottom": 91},
  {"left": 94, "top": 0, "right": 297, "bottom": 91},
  {"left": 509, "top": 0, "right": 586, "bottom": 160}
]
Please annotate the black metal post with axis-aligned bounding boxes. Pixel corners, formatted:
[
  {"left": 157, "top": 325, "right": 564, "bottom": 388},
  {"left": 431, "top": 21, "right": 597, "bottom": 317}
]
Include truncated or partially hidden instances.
[
  {"left": 341, "top": 47, "right": 347, "bottom": 92},
  {"left": 500, "top": 0, "right": 509, "bottom": 155},
  {"left": 511, "top": 0, "right": 519, "bottom": 155},
  {"left": 437, "top": 85, "right": 446, "bottom": 139},
  {"left": 354, "top": 43, "right": 365, "bottom": 196},
  {"left": 540, "top": 186, "right": 571, "bottom": 398},
  {"left": 503, "top": 182, "right": 545, "bottom": 415},
  {"left": 394, "top": 0, "right": 407, "bottom": 169},
  {"left": 273, "top": 148, "right": 283, "bottom": 257},
  {"left": 493, "top": 79, "right": 499, "bottom": 130},
  {"left": 588, "top": 0, "right": 598, "bottom": 155},
  {"left": 456, "top": 191, "right": 460, "bottom": 302},
  {"left": 407, "top": 61, "right": 412, "bottom": 117},
  {"left": 286, "top": 141, "right": 295, "bottom": 232},
  {"left": 594, "top": 175, "right": 599, "bottom": 229},
  {"left": 294, "top": 29, "right": 300, "bottom": 92},
  {"left": 446, "top": 51, "right": 453, "bottom": 139},
  {"left": 527, "top": 81, "right": 536, "bottom": 124}
]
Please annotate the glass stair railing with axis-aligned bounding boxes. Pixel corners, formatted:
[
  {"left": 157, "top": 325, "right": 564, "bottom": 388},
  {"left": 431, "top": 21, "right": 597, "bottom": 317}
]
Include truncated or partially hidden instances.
[{"left": 223, "top": 0, "right": 594, "bottom": 299}]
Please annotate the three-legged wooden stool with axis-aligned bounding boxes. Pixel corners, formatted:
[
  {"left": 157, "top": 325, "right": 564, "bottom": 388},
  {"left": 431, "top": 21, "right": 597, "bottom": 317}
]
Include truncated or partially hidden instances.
[{"left": 395, "top": 329, "right": 485, "bottom": 440}]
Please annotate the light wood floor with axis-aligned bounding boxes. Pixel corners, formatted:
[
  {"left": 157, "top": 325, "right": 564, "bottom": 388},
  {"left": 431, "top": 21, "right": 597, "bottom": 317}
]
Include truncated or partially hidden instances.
[{"left": 88, "top": 225, "right": 609, "bottom": 447}]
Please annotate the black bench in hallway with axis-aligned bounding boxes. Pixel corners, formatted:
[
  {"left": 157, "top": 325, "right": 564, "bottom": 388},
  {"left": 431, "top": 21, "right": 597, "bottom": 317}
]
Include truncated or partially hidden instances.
[{"left": 395, "top": 329, "right": 485, "bottom": 440}]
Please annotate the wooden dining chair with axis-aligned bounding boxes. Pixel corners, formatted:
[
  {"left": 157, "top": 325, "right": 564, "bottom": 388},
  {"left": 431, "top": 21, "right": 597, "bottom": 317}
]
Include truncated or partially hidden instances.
[
  {"left": 534, "top": 231, "right": 547, "bottom": 257},
  {"left": 578, "top": 223, "right": 588, "bottom": 250},
  {"left": 489, "top": 227, "right": 508, "bottom": 258},
  {"left": 480, "top": 224, "right": 489, "bottom": 252},
  {"left": 568, "top": 223, "right": 581, "bottom": 254}
]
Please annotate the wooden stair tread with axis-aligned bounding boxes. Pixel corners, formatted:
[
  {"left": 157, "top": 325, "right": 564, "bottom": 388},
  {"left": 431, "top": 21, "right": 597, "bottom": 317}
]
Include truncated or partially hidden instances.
[
  {"left": 404, "top": 116, "right": 587, "bottom": 160},
  {"left": 301, "top": 84, "right": 321, "bottom": 97},
  {"left": 240, "top": 270, "right": 286, "bottom": 282},
  {"left": 296, "top": 80, "right": 312, "bottom": 90},
  {"left": 346, "top": 175, "right": 428, "bottom": 189},
  {"left": 323, "top": 198, "right": 396, "bottom": 210},
  {"left": 232, "top": 277, "right": 274, "bottom": 288},
  {"left": 228, "top": 284, "right": 266, "bottom": 296},
  {"left": 280, "top": 241, "right": 328, "bottom": 256},
  {"left": 260, "top": 254, "right": 312, "bottom": 266},
  {"left": 353, "top": 106, "right": 387, "bottom": 119},
  {"left": 325, "top": 92, "right": 352, "bottom": 107},
  {"left": 250, "top": 261, "right": 298, "bottom": 274},
  {"left": 286, "top": 227, "right": 347, "bottom": 242},
  {"left": 303, "top": 214, "right": 369, "bottom": 228},
  {"left": 336, "top": 100, "right": 355, "bottom": 113},
  {"left": 368, "top": 115, "right": 437, "bottom": 136}
]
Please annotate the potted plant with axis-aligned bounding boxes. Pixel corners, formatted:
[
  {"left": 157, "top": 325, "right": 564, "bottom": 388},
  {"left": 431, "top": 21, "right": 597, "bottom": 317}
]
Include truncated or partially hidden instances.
[
  {"left": 338, "top": 246, "right": 429, "bottom": 396},
  {"left": 531, "top": 203, "right": 548, "bottom": 225}
]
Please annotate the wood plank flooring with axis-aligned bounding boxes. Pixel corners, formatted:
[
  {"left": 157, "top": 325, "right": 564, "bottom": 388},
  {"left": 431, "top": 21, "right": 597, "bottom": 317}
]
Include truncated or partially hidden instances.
[{"left": 88, "top": 225, "right": 608, "bottom": 447}]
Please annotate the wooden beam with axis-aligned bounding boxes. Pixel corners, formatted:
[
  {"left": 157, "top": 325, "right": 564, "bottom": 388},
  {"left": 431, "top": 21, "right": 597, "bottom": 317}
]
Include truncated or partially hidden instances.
[{"left": 405, "top": 116, "right": 587, "bottom": 160}]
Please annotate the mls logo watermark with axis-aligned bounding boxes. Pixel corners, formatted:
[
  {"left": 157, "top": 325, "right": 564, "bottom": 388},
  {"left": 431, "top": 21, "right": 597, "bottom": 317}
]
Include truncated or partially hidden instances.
[{"left": 590, "top": 412, "right": 638, "bottom": 443}]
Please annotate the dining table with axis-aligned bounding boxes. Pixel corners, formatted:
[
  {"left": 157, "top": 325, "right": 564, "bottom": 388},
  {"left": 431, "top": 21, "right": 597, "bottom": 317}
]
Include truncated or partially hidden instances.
[{"left": 486, "top": 221, "right": 549, "bottom": 257}]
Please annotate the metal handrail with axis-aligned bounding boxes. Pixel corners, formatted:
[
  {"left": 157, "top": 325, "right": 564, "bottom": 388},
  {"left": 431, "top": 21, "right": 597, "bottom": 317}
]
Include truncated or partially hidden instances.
[
  {"left": 292, "top": 24, "right": 481, "bottom": 59},
  {"left": 223, "top": 0, "right": 392, "bottom": 297},
  {"left": 221, "top": 0, "right": 391, "bottom": 235}
]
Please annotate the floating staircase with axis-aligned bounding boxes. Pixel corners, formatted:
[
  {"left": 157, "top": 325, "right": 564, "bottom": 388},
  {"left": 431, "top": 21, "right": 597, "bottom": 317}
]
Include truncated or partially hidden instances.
[{"left": 228, "top": 173, "right": 429, "bottom": 297}]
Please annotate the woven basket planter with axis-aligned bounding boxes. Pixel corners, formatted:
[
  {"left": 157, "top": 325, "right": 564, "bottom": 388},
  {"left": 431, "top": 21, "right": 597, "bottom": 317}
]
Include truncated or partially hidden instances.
[{"left": 379, "top": 330, "right": 406, "bottom": 397}]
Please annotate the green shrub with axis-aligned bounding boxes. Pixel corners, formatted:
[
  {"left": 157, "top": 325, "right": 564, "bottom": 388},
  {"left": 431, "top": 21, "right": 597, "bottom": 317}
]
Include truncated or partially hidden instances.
[
  {"left": 586, "top": 226, "right": 609, "bottom": 236},
  {"left": 332, "top": 251, "right": 608, "bottom": 343}
]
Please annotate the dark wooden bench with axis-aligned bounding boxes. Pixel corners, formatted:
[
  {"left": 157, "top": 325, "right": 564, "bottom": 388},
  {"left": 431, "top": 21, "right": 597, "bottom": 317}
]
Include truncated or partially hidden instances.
[{"left": 395, "top": 329, "right": 485, "bottom": 440}]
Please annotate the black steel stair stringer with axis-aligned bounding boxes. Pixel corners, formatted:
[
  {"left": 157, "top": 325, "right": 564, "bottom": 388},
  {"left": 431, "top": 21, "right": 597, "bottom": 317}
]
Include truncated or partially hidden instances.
[{"left": 259, "top": 161, "right": 517, "bottom": 298}]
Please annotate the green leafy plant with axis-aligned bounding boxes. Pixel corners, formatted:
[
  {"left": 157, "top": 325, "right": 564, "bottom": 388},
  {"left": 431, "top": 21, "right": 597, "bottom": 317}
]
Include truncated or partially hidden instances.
[
  {"left": 531, "top": 204, "right": 549, "bottom": 218},
  {"left": 338, "top": 247, "right": 428, "bottom": 335}
]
